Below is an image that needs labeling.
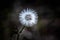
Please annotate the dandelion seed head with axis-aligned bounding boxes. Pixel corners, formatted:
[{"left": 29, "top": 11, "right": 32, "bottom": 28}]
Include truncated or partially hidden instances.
[{"left": 19, "top": 8, "right": 38, "bottom": 27}]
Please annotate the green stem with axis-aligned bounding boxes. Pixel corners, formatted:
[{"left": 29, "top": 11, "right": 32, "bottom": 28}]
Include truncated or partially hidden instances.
[{"left": 17, "top": 26, "right": 26, "bottom": 40}]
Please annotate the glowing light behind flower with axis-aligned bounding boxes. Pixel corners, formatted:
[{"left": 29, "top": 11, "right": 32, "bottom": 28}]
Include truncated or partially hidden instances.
[{"left": 19, "top": 8, "right": 38, "bottom": 27}]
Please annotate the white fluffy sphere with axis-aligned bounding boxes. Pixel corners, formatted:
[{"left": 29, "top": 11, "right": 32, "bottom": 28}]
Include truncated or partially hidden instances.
[{"left": 19, "top": 8, "right": 38, "bottom": 27}]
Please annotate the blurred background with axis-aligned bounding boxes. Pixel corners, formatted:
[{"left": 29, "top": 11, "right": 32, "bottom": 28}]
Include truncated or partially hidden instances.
[{"left": 0, "top": 0, "right": 60, "bottom": 40}]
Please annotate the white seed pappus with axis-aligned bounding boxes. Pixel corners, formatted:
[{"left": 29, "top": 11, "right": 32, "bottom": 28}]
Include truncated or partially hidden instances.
[{"left": 19, "top": 8, "right": 38, "bottom": 27}]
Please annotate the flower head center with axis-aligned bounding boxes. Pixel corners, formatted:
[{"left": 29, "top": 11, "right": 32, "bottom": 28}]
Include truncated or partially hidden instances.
[{"left": 25, "top": 14, "right": 32, "bottom": 21}]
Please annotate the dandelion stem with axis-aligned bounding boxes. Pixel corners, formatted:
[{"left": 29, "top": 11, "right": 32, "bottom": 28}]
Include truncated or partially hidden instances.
[{"left": 17, "top": 26, "right": 26, "bottom": 40}]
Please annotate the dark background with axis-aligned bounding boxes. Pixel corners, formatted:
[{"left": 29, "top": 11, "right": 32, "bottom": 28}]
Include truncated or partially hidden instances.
[{"left": 0, "top": 0, "right": 60, "bottom": 40}]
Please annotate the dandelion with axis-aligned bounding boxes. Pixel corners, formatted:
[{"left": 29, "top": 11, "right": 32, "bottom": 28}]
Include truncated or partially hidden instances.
[{"left": 19, "top": 8, "right": 38, "bottom": 27}]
